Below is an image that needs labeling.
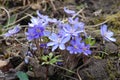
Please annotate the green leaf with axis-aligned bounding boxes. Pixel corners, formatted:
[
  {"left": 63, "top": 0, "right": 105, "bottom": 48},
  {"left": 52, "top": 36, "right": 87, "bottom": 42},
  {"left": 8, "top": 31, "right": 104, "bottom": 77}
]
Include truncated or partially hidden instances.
[
  {"left": 43, "top": 37, "right": 49, "bottom": 42},
  {"left": 49, "top": 52, "right": 53, "bottom": 59},
  {"left": 16, "top": 71, "right": 29, "bottom": 80},
  {"left": 50, "top": 58, "right": 62, "bottom": 65},
  {"left": 4, "top": 14, "right": 17, "bottom": 28},
  {"left": 90, "top": 40, "right": 96, "bottom": 46},
  {"left": 85, "top": 36, "right": 96, "bottom": 46},
  {"left": 41, "top": 52, "right": 62, "bottom": 65},
  {"left": 50, "top": 58, "right": 57, "bottom": 64},
  {"left": 54, "top": 55, "right": 61, "bottom": 59},
  {"left": 9, "top": 15, "right": 17, "bottom": 24},
  {"left": 41, "top": 56, "right": 48, "bottom": 61}
]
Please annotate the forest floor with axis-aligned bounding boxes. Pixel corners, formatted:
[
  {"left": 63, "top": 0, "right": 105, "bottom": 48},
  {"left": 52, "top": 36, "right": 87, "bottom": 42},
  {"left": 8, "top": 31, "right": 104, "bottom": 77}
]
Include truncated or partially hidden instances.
[{"left": 0, "top": 0, "right": 120, "bottom": 80}]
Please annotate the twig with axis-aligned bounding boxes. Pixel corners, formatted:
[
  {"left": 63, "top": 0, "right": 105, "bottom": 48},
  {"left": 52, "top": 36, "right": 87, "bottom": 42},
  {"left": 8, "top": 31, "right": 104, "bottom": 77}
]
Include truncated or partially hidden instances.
[
  {"left": 62, "top": 8, "right": 84, "bottom": 23},
  {"left": 52, "top": 64, "right": 83, "bottom": 80},
  {"left": 86, "top": 14, "right": 118, "bottom": 28},
  {"left": 5, "top": 14, "right": 31, "bottom": 30},
  {"left": 72, "top": 8, "right": 84, "bottom": 19},
  {"left": 15, "top": 61, "right": 25, "bottom": 71},
  {"left": 77, "top": 71, "right": 82, "bottom": 80},
  {"left": 0, "top": 5, "right": 29, "bottom": 18},
  {"left": 14, "top": 37, "right": 28, "bottom": 47},
  {"left": 0, "top": 7, "right": 10, "bottom": 25},
  {"left": 50, "top": 0, "right": 56, "bottom": 11},
  {"left": 42, "top": 0, "right": 47, "bottom": 11},
  {"left": 62, "top": 74, "right": 78, "bottom": 80},
  {"left": 85, "top": 19, "right": 109, "bottom": 28},
  {"left": 17, "top": 5, "right": 31, "bottom": 16},
  {"left": 52, "top": 64, "right": 76, "bottom": 74}
]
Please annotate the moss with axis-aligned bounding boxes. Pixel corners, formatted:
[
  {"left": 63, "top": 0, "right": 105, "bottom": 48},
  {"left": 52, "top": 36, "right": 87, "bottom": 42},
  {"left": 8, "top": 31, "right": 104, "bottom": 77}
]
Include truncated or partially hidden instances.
[
  {"left": 106, "top": 11, "right": 120, "bottom": 29},
  {"left": 105, "top": 59, "right": 118, "bottom": 80},
  {"left": 109, "top": 74, "right": 115, "bottom": 80},
  {"left": 91, "top": 11, "right": 120, "bottom": 30},
  {"left": 115, "top": 71, "right": 120, "bottom": 78},
  {"left": 91, "top": 16, "right": 105, "bottom": 25}
]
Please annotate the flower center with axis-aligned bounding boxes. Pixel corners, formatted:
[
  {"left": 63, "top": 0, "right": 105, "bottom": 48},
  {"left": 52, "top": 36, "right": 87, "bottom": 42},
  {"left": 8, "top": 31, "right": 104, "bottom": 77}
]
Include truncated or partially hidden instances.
[
  {"left": 82, "top": 47, "right": 87, "bottom": 51},
  {"left": 31, "top": 33, "right": 35, "bottom": 37},
  {"left": 70, "top": 29, "right": 75, "bottom": 34},
  {"left": 57, "top": 38, "right": 61, "bottom": 43},
  {"left": 74, "top": 45, "right": 78, "bottom": 49},
  {"left": 36, "top": 29, "right": 41, "bottom": 33}
]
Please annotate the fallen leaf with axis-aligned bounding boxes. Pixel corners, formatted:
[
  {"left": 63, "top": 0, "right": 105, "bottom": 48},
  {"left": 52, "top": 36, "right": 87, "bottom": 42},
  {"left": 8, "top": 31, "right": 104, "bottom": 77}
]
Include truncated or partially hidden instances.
[
  {"left": 0, "top": 60, "right": 9, "bottom": 68},
  {"left": 30, "top": 3, "right": 42, "bottom": 10}
]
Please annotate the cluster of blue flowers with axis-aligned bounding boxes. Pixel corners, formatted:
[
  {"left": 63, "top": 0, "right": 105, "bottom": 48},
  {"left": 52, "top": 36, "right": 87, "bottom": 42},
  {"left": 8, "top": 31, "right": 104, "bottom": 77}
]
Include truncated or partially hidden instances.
[{"left": 4, "top": 7, "right": 116, "bottom": 56}]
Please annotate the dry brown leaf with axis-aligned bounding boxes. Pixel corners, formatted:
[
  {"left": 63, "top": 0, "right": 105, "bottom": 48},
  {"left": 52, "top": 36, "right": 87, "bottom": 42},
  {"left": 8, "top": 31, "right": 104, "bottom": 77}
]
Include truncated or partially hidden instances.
[
  {"left": 0, "top": 60, "right": 9, "bottom": 68},
  {"left": 30, "top": 3, "right": 42, "bottom": 10}
]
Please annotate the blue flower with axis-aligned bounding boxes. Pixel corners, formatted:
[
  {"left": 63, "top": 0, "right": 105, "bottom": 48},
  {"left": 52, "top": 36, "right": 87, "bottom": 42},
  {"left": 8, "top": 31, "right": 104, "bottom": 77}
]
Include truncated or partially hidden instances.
[
  {"left": 40, "top": 43, "right": 48, "bottom": 49},
  {"left": 47, "top": 33, "right": 70, "bottom": 51},
  {"left": 100, "top": 24, "right": 116, "bottom": 42},
  {"left": 67, "top": 37, "right": 82, "bottom": 54},
  {"left": 25, "top": 25, "right": 45, "bottom": 41},
  {"left": 25, "top": 27, "right": 36, "bottom": 40},
  {"left": 37, "top": 10, "right": 58, "bottom": 23},
  {"left": 80, "top": 42, "right": 91, "bottom": 55},
  {"left": 28, "top": 17, "right": 40, "bottom": 27},
  {"left": 68, "top": 17, "right": 85, "bottom": 30},
  {"left": 68, "top": 17, "right": 79, "bottom": 24},
  {"left": 28, "top": 16, "right": 48, "bottom": 28},
  {"left": 68, "top": 17, "right": 87, "bottom": 37},
  {"left": 67, "top": 37, "right": 91, "bottom": 55},
  {"left": 4, "top": 25, "right": 20, "bottom": 37},
  {"left": 37, "top": 10, "right": 49, "bottom": 20},
  {"left": 64, "top": 7, "right": 76, "bottom": 16},
  {"left": 63, "top": 23, "right": 82, "bottom": 37}
]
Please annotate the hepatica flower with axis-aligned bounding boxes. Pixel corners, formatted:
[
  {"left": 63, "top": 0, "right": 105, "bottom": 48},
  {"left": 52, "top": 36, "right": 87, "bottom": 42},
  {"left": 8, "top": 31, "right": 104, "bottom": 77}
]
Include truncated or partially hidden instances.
[
  {"left": 100, "top": 24, "right": 116, "bottom": 42},
  {"left": 37, "top": 10, "right": 49, "bottom": 20},
  {"left": 68, "top": 17, "right": 85, "bottom": 31},
  {"left": 64, "top": 7, "right": 76, "bottom": 16},
  {"left": 28, "top": 17, "right": 41, "bottom": 27},
  {"left": 63, "top": 23, "right": 82, "bottom": 38},
  {"left": 47, "top": 33, "right": 70, "bottom": 51},
  {"left": 29, "top": 16, "right": 48, "bottom": 28},
  {"left": 40, "top": 43, "right": 48, "bottom": 49},
  {"left": 67, "top": 37, "right": 91, "bottom": 55},
  {"left": 25, "top": 25, "right": 44, "bottom": 41},
  {"left": 68, "top": 17, "right": 87, "bottom": 37},
  {"left": 80, "top": 42, "right": 91, "bottom": 55},
  {"left": 67, "top": 37, "right": 82, "bottom": 54},
  {"left": 4, "top": 25, "right": 20, "bottom": 37},
  {"left": 37, "top": 10, "right": 57, "bottom": 23}
]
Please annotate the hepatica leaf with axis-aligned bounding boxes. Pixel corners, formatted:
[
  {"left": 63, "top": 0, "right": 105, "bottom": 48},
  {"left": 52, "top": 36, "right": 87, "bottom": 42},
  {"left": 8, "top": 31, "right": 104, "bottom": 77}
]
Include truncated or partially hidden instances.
[
  {"left": 9, "top": 14, "right": 17, "bottom": 24},
  {"left": 4, "top": 14, "right": 17, "bottom": 28},
  {"left": 16, "top": 71, "right": 29, "bottom": 80},
  {"left": 85, "top": 36, "right": 96, "bottom": 46}
]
